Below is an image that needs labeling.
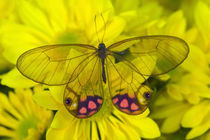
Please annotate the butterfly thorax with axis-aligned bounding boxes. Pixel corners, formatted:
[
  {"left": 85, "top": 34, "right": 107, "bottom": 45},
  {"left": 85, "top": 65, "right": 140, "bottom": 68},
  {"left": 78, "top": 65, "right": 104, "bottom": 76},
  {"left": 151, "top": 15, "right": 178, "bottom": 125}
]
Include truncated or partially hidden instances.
[
  {"left": 98, "top": 43, "right": 107, "bottom": 84},
  {"left": 98, "top": 43, "right": 107, "bottom": 59}
]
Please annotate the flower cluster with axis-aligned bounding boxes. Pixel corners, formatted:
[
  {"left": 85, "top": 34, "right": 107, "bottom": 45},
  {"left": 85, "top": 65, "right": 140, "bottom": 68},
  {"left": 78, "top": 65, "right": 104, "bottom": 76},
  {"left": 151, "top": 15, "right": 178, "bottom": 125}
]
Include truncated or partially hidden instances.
[
  {"left": 0, "top": 0, "right": 209, "bottom": 140},
  {"left": 0, "top": 88, "right": 52, "bottom": 140},
  {"left": 150, "top": 1, "right": 210, "bottom": 140},
  {"left": 0, "top": 0, "right": 161, "bottom": 139}
]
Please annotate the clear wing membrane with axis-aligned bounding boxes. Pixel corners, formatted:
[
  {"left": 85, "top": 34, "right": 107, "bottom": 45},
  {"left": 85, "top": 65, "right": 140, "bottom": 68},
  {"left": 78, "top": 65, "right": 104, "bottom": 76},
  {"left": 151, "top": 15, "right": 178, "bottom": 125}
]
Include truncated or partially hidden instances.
[
  {"left": 105, "top": 55, "right": 152, "bottom": 115},
  {"left": 108, "top": 35, "right": 189, "bottom": 76},
  {"left": 64, "top": 57, "right": 104, "bottom": 118},
  {"left": 16, "top": 44, "right": 96, "bottom": 85}
]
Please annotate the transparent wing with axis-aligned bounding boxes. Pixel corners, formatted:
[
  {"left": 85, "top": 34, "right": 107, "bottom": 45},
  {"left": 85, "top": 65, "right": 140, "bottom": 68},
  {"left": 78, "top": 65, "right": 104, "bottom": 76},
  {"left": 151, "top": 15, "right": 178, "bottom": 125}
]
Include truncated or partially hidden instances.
[
  {"left": 105, "top": 55, "right": 152, "bottom": 115},
  {"left": 107, "top": 35, "right": 189, "bottom": 76},
  {"left": 16, "top": 44, "right": 97, "bottom": 85},
  {"left": 63, "top": 56, "right": 104, "bottom": 118}
]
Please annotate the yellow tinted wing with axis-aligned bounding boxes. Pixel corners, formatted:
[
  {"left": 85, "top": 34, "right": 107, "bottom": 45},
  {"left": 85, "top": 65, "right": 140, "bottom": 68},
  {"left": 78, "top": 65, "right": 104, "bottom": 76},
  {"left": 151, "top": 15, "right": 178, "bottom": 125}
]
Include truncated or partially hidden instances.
[
  {"left": 64, "top": 56, "right": 104, "bottom": 118},
  {"left": 105, "top": 55, "right": 152, "bottom": 115},
  {"left": 108, "top": 35, "right": 189, "bottom": 76},
  {"left": 16, "top": 44, "right": 96, "bottom": 85}
]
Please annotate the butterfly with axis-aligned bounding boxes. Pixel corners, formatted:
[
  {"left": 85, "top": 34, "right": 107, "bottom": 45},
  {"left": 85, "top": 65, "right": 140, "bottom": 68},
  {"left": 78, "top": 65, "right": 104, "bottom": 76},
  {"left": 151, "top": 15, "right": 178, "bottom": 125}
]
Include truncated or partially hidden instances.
[{"left": 16, "top": 34, "right": 189, "bottom": 118}]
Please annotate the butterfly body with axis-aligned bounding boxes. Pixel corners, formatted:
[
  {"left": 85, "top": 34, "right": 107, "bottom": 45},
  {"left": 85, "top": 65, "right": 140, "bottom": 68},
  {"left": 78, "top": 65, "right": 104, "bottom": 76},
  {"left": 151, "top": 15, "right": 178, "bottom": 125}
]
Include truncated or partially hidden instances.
[
  {"left": 17, "top": 35, "right": 189, "bottom": 119},
  {"left": 98, "top": 42, "right": 107, "bottom": 83}
]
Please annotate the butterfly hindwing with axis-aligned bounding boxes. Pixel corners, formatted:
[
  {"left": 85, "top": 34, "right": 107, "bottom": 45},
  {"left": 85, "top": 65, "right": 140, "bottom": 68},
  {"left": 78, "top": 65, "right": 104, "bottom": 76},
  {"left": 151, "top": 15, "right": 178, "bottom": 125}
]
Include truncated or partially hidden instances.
[
  {"left": 64, "top": 87, "right": 103, "bottom": 118},
  {"left": 105, "top": 55, "right": 152, "bottom": 115},
  {"left": 63, "top": 56, "right": 104, "bottom": 118}
]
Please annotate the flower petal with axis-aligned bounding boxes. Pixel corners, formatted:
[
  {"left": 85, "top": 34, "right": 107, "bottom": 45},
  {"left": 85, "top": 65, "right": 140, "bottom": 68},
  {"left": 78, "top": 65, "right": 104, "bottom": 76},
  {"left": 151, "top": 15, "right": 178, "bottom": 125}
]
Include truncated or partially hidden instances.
[
  {"left": 44, "top": 0, "right": 68, "bottom": 33},
  {"left": 161, "top": 112, "right": 184, "bottom": 133},
  {"left": 0, "top": 93, "right": 22, "bottom": 120},
  {"left": 136, "top": 117, "right": 160, "bottom": 138},
  {"left": 167, "top": 84, "right": 184, "bottom": 101},
  {"left": 186, "top": 113, "right": 210, "bottom": 139},
  {"left": 46, "top": 128, "right": 66, "bottom": 140},
  {"left": 164, "top": 11, "right": 186, "bottom": 36},
  {"left": 0, "top": 126, "right": 16, "bottom": 138},
  {"left": 152, "top": 102, "right": 190, "bottom": 119},
  {"left": 112, "top": 0, "right": 140, "bottom": 13},
  {"left": 0, "top": 0, "right": 15, "bottom": 18},
  {"left": 182, "top": 45, "right": 209, "bottom": 73},
  {"left": 49, "top": 107, "right": 73, "bottom": 129},
  {"left": 195, "top": 1, "right": 210, "bottom": 46},
  {"left": 107, "top": 121, "right": 137, "bottom": 140},
  {"left": 0, "top": 68, "right": 37, "bottom": 88},
  {"left": 49, "top": 86, "right": 66, "bottom": 104},
  {"left": 33, "top": 87, "right": 61, "bottom": 110},
  {"left": 18, "top": 0, "right": 54, "bottom": 37},
  {"left": 181, "top": 103, "right": 209, "bottom": 127},
  {"left": 0, "top": 21, "right": 52, "bottom": 65}
]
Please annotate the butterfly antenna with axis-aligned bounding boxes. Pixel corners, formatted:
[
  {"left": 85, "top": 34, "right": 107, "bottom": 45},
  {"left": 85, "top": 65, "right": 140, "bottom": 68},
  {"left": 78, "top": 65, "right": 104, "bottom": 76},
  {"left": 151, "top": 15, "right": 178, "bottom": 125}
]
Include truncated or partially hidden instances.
[
  {"left": 94, "top": 15, "right": 100, "bottom": 43},
  {"left": 101, "top": 13, "right": 106, "bottom": 43}
]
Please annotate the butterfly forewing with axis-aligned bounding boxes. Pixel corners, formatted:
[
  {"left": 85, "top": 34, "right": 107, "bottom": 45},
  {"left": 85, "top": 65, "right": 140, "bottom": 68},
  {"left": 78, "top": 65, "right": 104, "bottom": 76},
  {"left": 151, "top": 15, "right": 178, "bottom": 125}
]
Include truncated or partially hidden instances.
[
  {"left": 108, "top": 35, "right": 189, "bottom": 76},
  {"left": 16, "top": 44, "right": 96, "bottom": 85},
  {"left": 63, "top": 56, "right": 104, "bottom": 118}
]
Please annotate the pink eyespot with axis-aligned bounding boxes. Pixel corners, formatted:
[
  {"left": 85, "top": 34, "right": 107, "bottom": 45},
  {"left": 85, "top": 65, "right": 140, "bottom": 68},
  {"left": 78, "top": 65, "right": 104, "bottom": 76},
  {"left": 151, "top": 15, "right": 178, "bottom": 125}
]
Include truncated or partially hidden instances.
[
  {"left": 112, "top": 97, "right": 119, "bottom": 104},
  {"left": 88, "top": 101, "right": 97, "bottom": 110},
  {"left": 79, "top": 107, "right": 87, "bottom": 114},
  {"left": 120, "top": 99, "right": 129, "bottom": 108},
  {"left": 131, "top": 103, "right": 139, "bottom": 111}
]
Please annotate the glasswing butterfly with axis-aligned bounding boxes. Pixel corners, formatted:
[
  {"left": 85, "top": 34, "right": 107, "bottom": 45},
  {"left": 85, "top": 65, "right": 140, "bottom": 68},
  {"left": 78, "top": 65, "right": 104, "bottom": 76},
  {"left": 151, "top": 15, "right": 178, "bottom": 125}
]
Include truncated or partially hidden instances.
[{"left": 16, "top": 16, "right": 189, "bottom": 119}]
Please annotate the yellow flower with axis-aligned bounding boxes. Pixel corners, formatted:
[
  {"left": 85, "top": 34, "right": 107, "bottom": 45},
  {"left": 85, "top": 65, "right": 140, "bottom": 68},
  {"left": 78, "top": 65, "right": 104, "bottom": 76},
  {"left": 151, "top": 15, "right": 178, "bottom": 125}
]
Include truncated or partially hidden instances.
[
  {"left": 0, "top": 0, "right": 15, "bottom": 19},
  {"left": 195, "top": 1, "right": 210, "bottom": 54},
  {"left": 0, "top": 88, "right": 52, "bottom": 140},
  {"left": 151, "top": 1, "right": 210, "bottom": 139},
  {"left": 34, "top": 85, "right": 160, "bottom": 140},
  {"left": 0, "top": 0, "right": 15, "bottom": 74},
  {"left": 199, "top": 131, "right": 210, "bottom": 140},
  {"left": 0, "top": 0, "right": 125, "bottom": 88},
  {"left": 0, "top": 0, "right": 161, "bottom": 139},
  {"left": 0, "top": 47, "right": 13, "bottom": 74},
  {"left": 112, "top": 0, "right": 163, "bottom": 36}
]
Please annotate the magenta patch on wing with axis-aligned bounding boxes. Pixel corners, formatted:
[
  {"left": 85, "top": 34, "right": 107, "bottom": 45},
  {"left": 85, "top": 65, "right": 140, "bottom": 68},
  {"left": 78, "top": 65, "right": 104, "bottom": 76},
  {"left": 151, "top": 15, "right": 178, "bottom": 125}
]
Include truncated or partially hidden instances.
[
  {"left": 131, "top": 103, "right": 139, "bottom": 110},
  {"left": 77, "top": 95, "right": 103, "bottom": 118},
  {"left": 120, "top": 99, "right": 129, "bottom": 108},
  {"left": 112, "top": 94, "right": 142, "bottom": 114},
  {"left": 79, "top": 107, "right": 87, "bottom": 114},
  {"left": 97, "top": 98, "right": 103, "bottom": 104},
  {"left": 112, "top": 97, "right": 119, "bottom": 104},
  {"left": 88, "top": 101, "right": 97, "bottom": 110}
]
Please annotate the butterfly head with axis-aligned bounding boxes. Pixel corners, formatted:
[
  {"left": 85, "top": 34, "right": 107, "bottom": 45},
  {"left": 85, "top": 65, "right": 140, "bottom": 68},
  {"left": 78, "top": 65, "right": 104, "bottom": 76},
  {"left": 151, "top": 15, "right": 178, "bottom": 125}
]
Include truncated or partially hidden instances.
[{"left": 98, "top": 42, "right": 106, "bottom": 50}]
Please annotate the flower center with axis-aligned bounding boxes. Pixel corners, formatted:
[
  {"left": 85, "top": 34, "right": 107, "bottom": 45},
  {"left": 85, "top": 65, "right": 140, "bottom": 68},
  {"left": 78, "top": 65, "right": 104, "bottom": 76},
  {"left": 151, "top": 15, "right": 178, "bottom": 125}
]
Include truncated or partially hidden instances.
[
  {"left": 17, "top": 117, "right": 38, "bottom": 139},
  {"left": 55, "top": 32, "right": 79, "bottom": 44}
]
